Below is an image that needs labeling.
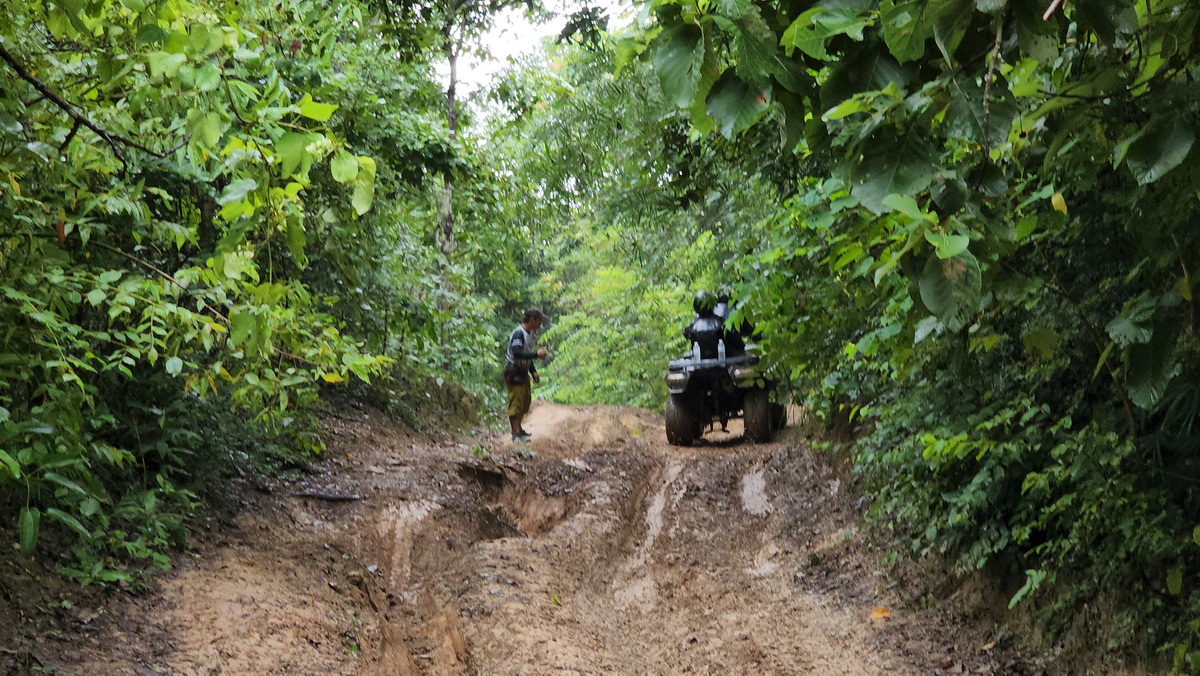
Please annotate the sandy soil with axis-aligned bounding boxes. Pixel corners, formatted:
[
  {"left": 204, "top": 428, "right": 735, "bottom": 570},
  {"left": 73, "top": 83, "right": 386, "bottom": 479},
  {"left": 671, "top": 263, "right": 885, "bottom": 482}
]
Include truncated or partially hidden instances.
[{"left": 6, "top": 400, "right": 1072, "bottom": 675}]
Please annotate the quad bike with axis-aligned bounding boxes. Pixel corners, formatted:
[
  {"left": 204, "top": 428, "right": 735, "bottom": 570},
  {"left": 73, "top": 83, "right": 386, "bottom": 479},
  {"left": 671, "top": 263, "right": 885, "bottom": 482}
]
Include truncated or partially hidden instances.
[{"left": 663, "top": 337, "right": 785, "bottom": 445}]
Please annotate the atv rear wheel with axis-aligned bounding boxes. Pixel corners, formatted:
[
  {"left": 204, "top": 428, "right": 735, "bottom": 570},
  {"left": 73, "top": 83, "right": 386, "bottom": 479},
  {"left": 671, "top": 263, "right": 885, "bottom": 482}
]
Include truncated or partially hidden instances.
[
  {"left": 770, "top": 402, "right": 787, "bottom": 430},
  {"left": 665, "top": 393, "right": 699, "bottom": 446},
  {"left": 743, "top": 388, "right": 775, "bottom": 443}
]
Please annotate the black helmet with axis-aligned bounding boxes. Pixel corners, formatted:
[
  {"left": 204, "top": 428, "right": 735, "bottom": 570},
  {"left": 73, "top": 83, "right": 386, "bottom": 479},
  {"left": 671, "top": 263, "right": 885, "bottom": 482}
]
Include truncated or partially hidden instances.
[
  {"left": 693, "top": 290, "right": 717, "bottom": 315},
  {"left": 716, "top": 285, "right": 731, "bottom": 303}
]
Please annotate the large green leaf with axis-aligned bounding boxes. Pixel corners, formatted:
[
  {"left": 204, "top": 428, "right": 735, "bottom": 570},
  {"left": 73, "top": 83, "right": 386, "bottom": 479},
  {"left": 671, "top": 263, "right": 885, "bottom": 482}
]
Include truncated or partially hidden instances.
[
  {"left": 782, "top": 7, "right": 872, "bottom": 60},
  {"left": 705, "top": 71, "right": 771, "bottom": 138},
  {"left": 733, "top": 8, "right": 780, "bottom": 88},
  {"left": 688, "top": 33, "right": 720, "bottom": 133},
  {"left": 1014, "top": 0, "right": 1061, "bottom": 62},
  {"left": 1106, "top": 294, "right": 1156, "bottom": 346},
  {"left": 192, "top": 112, "right": 223, "bottom": 148},
  {"left": 1127, "top": 318, "right": 1181, "bottom": 410},
  {"left": 286, "top": 212, "right": 307, "bottom": 265},
  {"left": 19, "top": 507, "right": 40, "bottom": 554},
  {"left": 1124, "top": 117, "right": 1195, "bottom": 186},
  {"left": 932, "top": 0, "right": 975, "bottom": 62},
  {"left": 46, "top": 508, "right": 92, "bottom": 540},
  {"left": 918, "top": 250, "right": 981, "bottom": 331},
  {"left": 880, "top": 0, "right": 943, "bottom": 63},
  {"left": 0, "top": 448, "right": 18, "bottom": 478},
  {"left": 229, "top": 309, "right": 256, "bottom": 347},
  {"left": 136, "top": 24, "right": 169, "bottom": 44},
  {"left": 652, "top": 23, "right": 705, "bottom": 109},
  {"left": 276, "top": 132, "right": 312, "bottom": 178},
  {"left": 772, "top": 54, "right": 814, "bottom": 95},
  {"left": 352, "top": 173, "right": 375, "bottom": 216},
  {"left": 298, "top": 94, "right": 338, "bottom": 122},
  {"left": 776, "top": 90, "right": 807, "bottom": 152},
  {"left": 712, "top": 0, "right": 751, "bottom": 19},
  {"left": 849, "top": 132, "right": 937, "bottom": 214},
  {"left": 195, "top": 61, "right": 221, "bottom": 91},
  {"left": 44, "top": 471, "right": 91, "bottom": 497},
  {"left": 820, "top": 44, "right": 916, "bottom": 110},
  {"left": 331, "top": 151, "right": 359, "bottom": 183},
  {"left": 883, "top": 193, "right": 936, "bottom": 222},
  {"left": 1167, "top": 565, "right": 1184, "bottom": 596},
  {"left": 147, "top": 51, "right": 187, "bottom": 79},
  {"left": 218, "top": 178, "right": 258, "bottom": 205},
  {"left": 0, "top": 113, "right": 23, "bottom": 135},
  {"left": 924, "top": 230, "right": 970, "bottom": 258},
  {"left": 945, "top": 75, "right": 1017, "bottom": 148},
  {"left": 1021, "top": 328, "right": 1060, "bottom": 361}
]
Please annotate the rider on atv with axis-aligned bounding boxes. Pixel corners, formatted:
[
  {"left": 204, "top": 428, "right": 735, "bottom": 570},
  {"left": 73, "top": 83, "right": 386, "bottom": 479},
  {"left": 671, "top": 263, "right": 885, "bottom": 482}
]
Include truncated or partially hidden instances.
[
  {"left": 684, "top": 289, "right": 745, "bottom": 360},
  {"left": 681, "top": 289, "right": 749, "bottom": 432}
]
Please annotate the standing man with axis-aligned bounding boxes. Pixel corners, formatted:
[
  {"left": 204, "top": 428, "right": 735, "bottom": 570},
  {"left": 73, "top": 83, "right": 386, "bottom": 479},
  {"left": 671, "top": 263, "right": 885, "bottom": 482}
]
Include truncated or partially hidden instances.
[{"left": 504, "top": 308, "right": 548, "bottom": 443}]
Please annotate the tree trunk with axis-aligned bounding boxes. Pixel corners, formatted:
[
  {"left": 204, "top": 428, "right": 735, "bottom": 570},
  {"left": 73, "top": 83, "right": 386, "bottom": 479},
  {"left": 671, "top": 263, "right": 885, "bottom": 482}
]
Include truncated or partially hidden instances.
[{"left": 437, "top": 36, "right": 460, "bottom": 263}]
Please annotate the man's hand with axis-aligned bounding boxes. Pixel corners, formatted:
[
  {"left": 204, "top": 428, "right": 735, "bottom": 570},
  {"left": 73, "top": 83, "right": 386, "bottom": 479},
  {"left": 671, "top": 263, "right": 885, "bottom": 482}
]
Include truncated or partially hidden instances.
[
  {"left": 536, "top": 348, "right": 547, "bottom": 358},
  {"left": 532, "top": 372, "right": 541, "bottom": 384}
]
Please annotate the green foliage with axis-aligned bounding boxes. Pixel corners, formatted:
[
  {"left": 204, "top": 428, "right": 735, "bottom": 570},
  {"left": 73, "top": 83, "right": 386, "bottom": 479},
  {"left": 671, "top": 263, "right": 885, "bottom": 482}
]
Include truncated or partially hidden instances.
[
  {"left": 0, "top": 0, "right": 472, "bottom": 576},
  {"left": 541, "top": 266, "right": 690, "bottom": 408},
  {"left": 641, "top": 0, "right": 1200, "bottom": 663},
  {"left": 481, "top": 44, "right": 785, "bottom": 409},
  {"left": 6, "top": 3, "right": 1200, "bottom": 671}
]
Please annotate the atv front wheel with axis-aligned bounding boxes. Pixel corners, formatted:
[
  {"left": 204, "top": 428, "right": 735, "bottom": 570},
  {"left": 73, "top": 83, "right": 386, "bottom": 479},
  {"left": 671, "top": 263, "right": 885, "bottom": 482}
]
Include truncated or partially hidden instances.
[
  {"left": 743, "top": 388, "right": 775, "bottom": 443},
  {"left": 666, "top": 393, "right": 699, "bottom": 446}
]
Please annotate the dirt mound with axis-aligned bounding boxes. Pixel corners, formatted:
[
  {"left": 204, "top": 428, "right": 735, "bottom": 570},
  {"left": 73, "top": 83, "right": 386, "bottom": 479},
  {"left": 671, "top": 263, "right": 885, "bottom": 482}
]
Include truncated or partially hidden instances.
[
  {"left": 520, "top": 400, "right": 662, "bottom": 455},
  {"left": 37, "top": 400, "right": 1079, "bottom": 675}
]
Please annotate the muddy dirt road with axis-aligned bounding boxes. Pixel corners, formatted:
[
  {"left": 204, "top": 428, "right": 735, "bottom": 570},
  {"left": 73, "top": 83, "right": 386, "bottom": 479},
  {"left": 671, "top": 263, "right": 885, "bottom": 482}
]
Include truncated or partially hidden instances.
[{"left": 50, "top": 401, "right": 1048, "bottom": 675}]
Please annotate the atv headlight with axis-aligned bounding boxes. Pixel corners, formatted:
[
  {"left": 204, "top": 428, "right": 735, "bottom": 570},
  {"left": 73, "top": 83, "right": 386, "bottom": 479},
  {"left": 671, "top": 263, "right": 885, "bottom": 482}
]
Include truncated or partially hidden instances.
[
  {"left": 731, "top": 365, "right": 755, "bottom": 382},
  {"left": 666, "top": 372, "right": 688, "bottom": 387}
]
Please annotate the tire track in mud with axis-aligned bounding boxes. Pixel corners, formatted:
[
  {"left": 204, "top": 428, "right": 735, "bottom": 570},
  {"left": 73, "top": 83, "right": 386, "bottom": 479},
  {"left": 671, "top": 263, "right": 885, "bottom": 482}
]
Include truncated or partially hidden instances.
[
  {"left": 624, "top": 462, "right": 683, "bottom": 573},
  {"left": 364, "top": 402, "right": 901, "bottom": 675}
]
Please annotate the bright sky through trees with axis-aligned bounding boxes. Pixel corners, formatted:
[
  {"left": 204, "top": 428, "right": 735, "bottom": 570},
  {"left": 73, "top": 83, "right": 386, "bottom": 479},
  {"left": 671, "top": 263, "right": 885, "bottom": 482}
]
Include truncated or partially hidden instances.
[{"left": 450, "top": 0, "right": 632, "bottom": 93}]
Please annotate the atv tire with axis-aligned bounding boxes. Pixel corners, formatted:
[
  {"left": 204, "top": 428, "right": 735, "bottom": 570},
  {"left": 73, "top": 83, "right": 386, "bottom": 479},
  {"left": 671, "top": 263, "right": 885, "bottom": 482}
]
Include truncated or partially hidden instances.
[
  {"left": 666, "top": 393, "right": 699, "bottom": 446},
  {"left": 743, "top": 388, "right": 775, "bottom": 443},
  {"left": 770, "top": 402, "right": 787, "bottom": 430}
]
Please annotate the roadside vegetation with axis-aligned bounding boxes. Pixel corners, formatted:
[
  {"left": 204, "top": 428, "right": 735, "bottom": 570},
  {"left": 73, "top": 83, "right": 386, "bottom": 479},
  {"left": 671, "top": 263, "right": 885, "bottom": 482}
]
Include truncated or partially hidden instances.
[{"left": 2, "top": 0, "right": 1198, "bottom": 670}]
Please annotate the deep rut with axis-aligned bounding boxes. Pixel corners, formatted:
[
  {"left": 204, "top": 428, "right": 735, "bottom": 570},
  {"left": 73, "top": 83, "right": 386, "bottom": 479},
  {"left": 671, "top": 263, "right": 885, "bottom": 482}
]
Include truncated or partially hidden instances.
[{"left": 359, "top": 403, "right": 899, "bottom": 675}]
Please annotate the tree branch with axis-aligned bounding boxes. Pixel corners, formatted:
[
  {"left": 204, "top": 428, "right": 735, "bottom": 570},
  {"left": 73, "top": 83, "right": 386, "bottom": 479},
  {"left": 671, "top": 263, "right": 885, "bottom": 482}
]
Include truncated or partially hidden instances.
[
  {"left": 0, "top": 44, "right": 128, "bottom": 164},
  {"left": 59, "top": 119, "right": 81, "bottom": 151},
  {"left": 0, "top": 44, "right": 185, "bottom": 165},
  {"left": 1042, "top": 0, "right": 1064, "bottom": 21}
]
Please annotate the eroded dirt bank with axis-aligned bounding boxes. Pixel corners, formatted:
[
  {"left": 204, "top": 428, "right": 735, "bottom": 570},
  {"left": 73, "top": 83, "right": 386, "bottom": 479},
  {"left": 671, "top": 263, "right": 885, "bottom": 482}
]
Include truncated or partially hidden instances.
[{"left": 40, "top": 400, "right": 1057, "bottom": 675}]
